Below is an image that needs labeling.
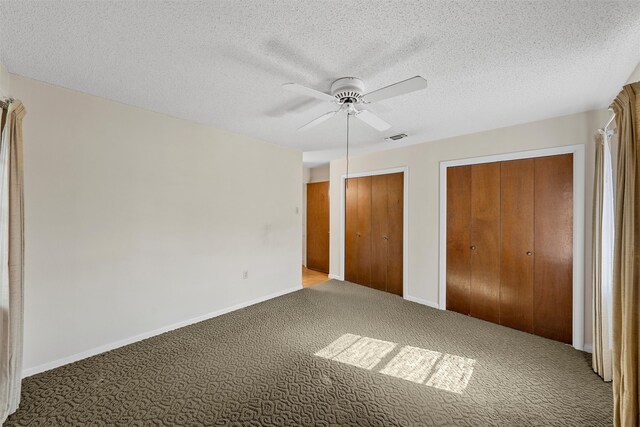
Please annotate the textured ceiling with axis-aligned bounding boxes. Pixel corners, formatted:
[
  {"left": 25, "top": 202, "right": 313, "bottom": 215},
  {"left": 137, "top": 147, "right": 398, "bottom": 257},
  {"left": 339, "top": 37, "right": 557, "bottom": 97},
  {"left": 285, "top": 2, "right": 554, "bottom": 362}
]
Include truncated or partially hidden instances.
[{"left": 2, "top": 1, "right": 640, "bottom": 166}]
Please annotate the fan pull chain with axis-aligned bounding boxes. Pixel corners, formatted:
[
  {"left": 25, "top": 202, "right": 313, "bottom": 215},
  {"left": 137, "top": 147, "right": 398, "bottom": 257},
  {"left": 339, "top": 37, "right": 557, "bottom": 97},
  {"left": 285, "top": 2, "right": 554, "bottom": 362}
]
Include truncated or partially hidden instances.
[
  {"left": 346, "top": 111, "right": 350, "bottom": 185},
  {"left": 344, "top": 112, "right": 350, "bottom": 264}
]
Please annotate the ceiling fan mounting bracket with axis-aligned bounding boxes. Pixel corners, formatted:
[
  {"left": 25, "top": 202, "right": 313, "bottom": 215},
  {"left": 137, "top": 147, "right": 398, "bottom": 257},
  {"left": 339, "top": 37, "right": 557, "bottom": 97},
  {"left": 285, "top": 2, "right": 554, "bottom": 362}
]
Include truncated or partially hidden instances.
[{"left": 331, "top": 77, "right": 365, "bottom": 104}]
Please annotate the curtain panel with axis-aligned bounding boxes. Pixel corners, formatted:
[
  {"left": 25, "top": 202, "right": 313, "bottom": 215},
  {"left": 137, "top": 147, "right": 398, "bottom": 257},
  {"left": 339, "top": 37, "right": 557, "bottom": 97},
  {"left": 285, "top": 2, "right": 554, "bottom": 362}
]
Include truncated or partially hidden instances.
[
  {"left": 610, "top": 82, "right": 639, "bottom": 427},
  {"left": 592, "top": 131, "right": 614, "bottom": 382},
  {"left": 0, "top": 100, "right": 26, "bottom": 424}
]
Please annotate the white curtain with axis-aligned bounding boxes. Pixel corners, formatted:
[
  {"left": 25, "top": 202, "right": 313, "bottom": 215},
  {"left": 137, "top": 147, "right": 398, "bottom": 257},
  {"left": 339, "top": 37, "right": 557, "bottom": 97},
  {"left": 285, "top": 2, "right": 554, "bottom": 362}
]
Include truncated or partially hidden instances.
[
  {"left": 0, "top": 100, "right": 26, "bottom": 423},
  {"left": 592, "top": 130, "right": 615, "bottom": 382}
]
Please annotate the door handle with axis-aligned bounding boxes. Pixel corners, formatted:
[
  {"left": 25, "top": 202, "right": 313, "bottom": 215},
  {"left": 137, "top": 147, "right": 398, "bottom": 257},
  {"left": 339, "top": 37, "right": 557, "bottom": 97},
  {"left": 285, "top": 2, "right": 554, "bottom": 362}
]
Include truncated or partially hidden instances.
[
  {"left": 470, "top": 245, "right": 476, "bottom": 251},
  {"left": 383, "top": 236, "right": 389, "bottom": 240},
  {"left": 526, "top": 251, "right": 533, "bottom": 256}
]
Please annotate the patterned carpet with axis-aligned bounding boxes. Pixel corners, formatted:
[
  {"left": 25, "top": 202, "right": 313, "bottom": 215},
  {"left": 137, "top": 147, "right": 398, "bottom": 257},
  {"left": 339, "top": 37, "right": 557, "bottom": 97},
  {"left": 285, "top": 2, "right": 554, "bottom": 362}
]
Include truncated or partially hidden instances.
[{"left": 5, "top": 280, "right": 611, "bottom": 426}]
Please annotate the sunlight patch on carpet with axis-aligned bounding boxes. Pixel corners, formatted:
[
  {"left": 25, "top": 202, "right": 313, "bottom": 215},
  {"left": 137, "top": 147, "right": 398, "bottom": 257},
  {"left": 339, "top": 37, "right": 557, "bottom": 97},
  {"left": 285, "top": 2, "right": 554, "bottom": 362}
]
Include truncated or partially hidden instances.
[
  {"left": 315, "top": 334, "right": 396, "bottom": 369},
  {"left": 379, "top": 345, "right": 441, "bottom": 384},
  {"left": 425, "top": 353, "right": 476, "bottom": 394},
  {"left": 330, "top": 337, "right": 396, "bottom": 369},
  {"left": 315, "top": 334, "right": 476, "bottom": 394},
  {"left": 314, "top": 333, "right": 362, "bottom": 359}
]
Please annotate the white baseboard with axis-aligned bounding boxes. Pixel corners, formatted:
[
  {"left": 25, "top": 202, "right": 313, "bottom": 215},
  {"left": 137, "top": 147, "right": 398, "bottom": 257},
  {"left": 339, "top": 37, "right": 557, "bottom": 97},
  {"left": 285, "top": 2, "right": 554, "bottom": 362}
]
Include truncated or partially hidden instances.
[
  {"left": 328, "top": 274, "right": 342, "bottom": 280},
  {"left": 582, "top": 344, "right": 593, "bottom": 353},
  {"left": 404, "top": 294, "right": 440, "bottom": 309},
  {"left": 22, "top": 285, "right": 302, "bottom": 378}
]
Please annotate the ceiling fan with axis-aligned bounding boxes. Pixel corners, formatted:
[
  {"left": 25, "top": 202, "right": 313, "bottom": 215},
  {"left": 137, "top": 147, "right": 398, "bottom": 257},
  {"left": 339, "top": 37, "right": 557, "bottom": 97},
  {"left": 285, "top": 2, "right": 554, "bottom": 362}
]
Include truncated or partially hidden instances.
[{"left": 282, "top": 76, "right": 428, "bottom": 132}]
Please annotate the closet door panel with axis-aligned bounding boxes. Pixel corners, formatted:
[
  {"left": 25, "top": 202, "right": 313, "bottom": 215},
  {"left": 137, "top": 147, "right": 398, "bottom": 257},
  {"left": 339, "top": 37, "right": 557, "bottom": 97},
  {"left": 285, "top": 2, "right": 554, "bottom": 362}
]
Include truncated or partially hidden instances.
[
  {"left": 534, "top": 154, "right": 573, "bottom": 344},
  {"left": 371, "top": 175, "right": 388, "bottom": 292},
  {"left": 446, "top": 166, "right": 472, "bottom": 314},
  {"left": 500, "top": 159, "right": 534, "bottom": 333},
  {"left": 470, "top": 162, "right": 501, "bottom": 324},
  {"left": 386, "top": 173, "right": 404, "bottom": 296},
  {"left": 345, "top": 178, "right": 359, "bottom": 283},
  {"left": 306, "top": 181, "right": 330, "bottom": 273},
  {"left": 356, "top": 176, "right": 372, "bottom": 286}
]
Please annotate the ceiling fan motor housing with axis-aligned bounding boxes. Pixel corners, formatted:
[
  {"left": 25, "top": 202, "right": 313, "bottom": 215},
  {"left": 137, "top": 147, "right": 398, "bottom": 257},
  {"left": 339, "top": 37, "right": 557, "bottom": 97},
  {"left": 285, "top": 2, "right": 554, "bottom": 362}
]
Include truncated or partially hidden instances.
[{"left": 331, "top": 77, "right": 365, "bottom": 104}]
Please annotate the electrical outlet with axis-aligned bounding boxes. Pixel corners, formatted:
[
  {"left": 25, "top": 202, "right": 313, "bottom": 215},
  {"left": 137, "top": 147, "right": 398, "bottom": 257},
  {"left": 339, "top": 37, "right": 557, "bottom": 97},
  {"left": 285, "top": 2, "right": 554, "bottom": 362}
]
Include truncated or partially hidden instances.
[{"left": 243, "top": 270, "right": 249, "bottom": 280}]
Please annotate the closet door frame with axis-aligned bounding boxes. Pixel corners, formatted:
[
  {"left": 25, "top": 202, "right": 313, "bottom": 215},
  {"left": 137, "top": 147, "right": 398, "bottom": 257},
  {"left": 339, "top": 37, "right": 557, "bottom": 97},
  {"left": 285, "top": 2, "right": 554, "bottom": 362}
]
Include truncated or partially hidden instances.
[
  {"left": 439, "top": 144, "right": 585, "bottom": 351},
  {"left": 338, "top": 167, "right": 409, "bottom": 297}
]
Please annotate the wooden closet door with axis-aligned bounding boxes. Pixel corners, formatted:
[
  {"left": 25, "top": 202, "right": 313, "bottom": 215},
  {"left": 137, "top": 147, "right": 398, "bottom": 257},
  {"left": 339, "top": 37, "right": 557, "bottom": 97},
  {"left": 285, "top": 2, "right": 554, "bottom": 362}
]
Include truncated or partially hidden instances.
[
  {"left": 346, "top": 173, "right": 403, "bottom": 294},
  {"left": 386, "top": 173, "right": 404, "bottom": 296},
  {"left": 446, "top": 166, "right": 471, "bottom": 315},
  {"left": 470, "top": 162, "right": 501, "bottom": 324},
  {"left": 306, "top": 182, "right": 330, "bottom": 273},
  {"left": 345, "top": 178, "right": 359, "bottom": 283},
  {"left": 534, "top": 154, "right": 573, "bottom": 344},
  {"left": 371, "top": 175, "right": 388, "bottom": 292},
  {"left": 500, "top": 159, "right": 534, "bottom": 333},
  {"left": 356, "top": 176, "right": 373, "bottom": 286}
]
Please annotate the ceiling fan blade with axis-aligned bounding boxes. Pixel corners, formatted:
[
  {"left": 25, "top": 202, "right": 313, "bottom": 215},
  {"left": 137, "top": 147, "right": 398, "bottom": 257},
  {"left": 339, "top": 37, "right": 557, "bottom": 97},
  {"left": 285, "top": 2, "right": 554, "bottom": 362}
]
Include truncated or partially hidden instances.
[
  {"left": 298, "top": 110, "right": 339, "bottom": 131},
  {"left": 283, "top": 83, "right": 336, "bottom": 102},
  {"left": 363, "top": 76, "right": 428, "bottom": 103},
  {"left": 355, "top": 110, "right": 391, "bottom": 131}
]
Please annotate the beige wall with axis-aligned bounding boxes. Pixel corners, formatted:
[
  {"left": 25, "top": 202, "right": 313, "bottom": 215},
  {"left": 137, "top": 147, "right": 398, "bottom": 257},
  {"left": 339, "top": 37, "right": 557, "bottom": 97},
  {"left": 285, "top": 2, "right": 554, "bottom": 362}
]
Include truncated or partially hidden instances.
[
  {"left": 12, "top": 74, "right": 303, "bottom": 374},
  {"left": 626, "top": 62, "right": 640, "bottom": 84},
  {"left": 0, "top": 62, "right": 10, "bottom": 97},
  {"left": 330, "top": 109, "right": 608, "bottom": 348},
  {"left": 302, "top": 167, "right": 311, "bottom": 265},
  {"left": 309, "top": 164, "right": 330, "bottom": 183}
]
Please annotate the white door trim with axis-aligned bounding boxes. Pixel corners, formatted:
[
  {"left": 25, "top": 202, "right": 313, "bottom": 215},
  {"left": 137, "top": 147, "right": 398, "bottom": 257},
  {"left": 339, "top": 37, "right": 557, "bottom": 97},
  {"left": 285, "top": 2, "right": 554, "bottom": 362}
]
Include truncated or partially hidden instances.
[
  {"left": 438, "top": 144, "right": 585, "bottom": 351},
  {"left": 339, "top": 167, "right": 409, "bottom": 297}
]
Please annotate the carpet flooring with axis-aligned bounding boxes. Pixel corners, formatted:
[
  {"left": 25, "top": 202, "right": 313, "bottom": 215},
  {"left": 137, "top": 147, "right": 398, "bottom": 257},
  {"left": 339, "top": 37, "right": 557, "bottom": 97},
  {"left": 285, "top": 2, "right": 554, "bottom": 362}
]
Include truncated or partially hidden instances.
[{"left": 5, "top": 281, "right": 611, "bottom": 426}]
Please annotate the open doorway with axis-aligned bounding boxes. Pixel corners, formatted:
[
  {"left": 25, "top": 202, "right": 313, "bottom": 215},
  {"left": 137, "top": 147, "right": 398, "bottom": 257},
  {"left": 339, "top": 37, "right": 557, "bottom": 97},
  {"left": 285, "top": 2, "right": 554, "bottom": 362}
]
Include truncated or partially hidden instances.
[
  {"left": 302, "top": 266, "right": 329, "bottom": 288},
  {"left": 303, "top": 164, "right": 331, "bottom": 288},
  {"left": 306, "top": 181, "right": 330, "bottom": 278}
]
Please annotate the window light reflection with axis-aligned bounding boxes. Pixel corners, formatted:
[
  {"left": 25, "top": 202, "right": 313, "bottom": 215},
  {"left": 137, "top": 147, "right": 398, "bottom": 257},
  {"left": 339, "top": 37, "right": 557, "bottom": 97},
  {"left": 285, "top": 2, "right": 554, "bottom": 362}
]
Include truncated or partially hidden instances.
[{"left": 315, "top": 334, "right": 476, "bottom": 394}]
